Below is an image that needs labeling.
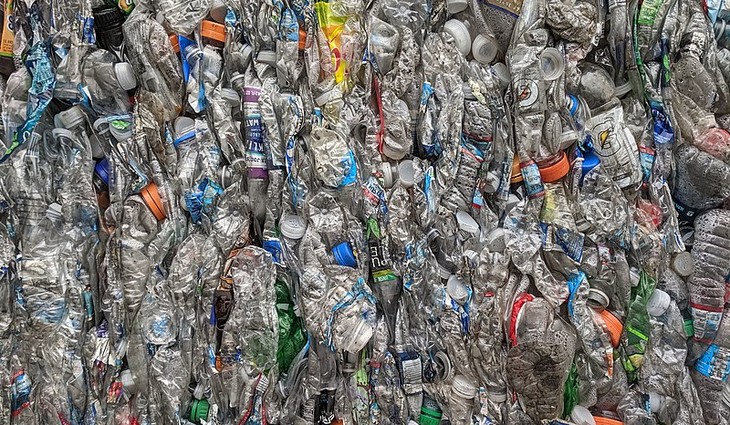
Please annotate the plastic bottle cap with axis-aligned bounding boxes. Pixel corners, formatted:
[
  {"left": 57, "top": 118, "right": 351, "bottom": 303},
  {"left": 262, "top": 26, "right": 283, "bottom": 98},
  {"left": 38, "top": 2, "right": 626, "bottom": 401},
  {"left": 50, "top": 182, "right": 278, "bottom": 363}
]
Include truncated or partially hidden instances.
[
  {"left": 46, "top": 203, "right": 63, "bottom": 223},
  {"left": 443, "top": 20, "right": 471, "bottom": 56},
  {"left": 419, "top": 407, "right": 442, "bottom": 425},
  {"left": 257, "top": 50, "right": 277, "bottom": 65},
  {"left": 332, "top": 241, "right": 357, "bottom": 268},
  {"left": 646, "top": 289, "right": 671, "bottom": 317},
  {"left": 398, "top": 160, "right": 415, "bottom": 187},
  {"left": 114, "top": 62, "right": 137, "bottom": 91},
  {"left": 218, "top": 88, "right": 240, "bottom": 109},
  {"left": 140, "top": 182, "right": 167, "bottom": 221},
  {"left": 437, "top": 265, "right": 451, "bottom": 280},
  {"left": 174, "top": 116, "right": 196, "bottom": 144},
  {"left": 95, "top": 158, "right": 111, "bottom": 186},
  {"left": 598, "top": 309, "right": 623, "bottom": 348},
  {"left": 582, "top": 149, "right": 601, "bottom": 175},
  {"left": 280, "top": 214, "right": 307, "bottom": 239},
  {"left": 347, "top": 318, "right": 374, "bottom": 352},
  {"left": 587, "top": 288, "right": 610, "bottom": 311},
  {"left": 615, "top": 82, "right": 632, "bottom": 98},
  {"left": 629, "top": 268, "right": 641, "bottom": 287},
  {"left": 120, "top": 369, "right": 137, "bottom": 394},
  {"left": 672, "top": 251, "right": 694, "bottom": 277},
  {"left": 647, "top": 392, "right": 663, "bottom": 413},
  {"left": 510, "top": 154, "right": 523, "bottom": 183},
  {"left": 446, "top": 0, "right": 468, "bottom": 14},
  {"left": 314, "top": 90, "right": 333, "bottom": 106},
  {"left": 381, "top": 162, "right": 395, "bottom": 188},
  {"left": 408, "top": 421, "right": 419, "bottom": 425},
  {"left": 446, "top": 275, "right": 469, "bottom": 304},
  {"left": 169, "top": 34, "right": 180, "bottom": 53},
  {"left": 190, "top": 398, "right": 210, "bottom": 423},
  {"left": 434, "top": 351, "right": 452, "bottom": 380},
  {"left": 472, "top": 34, "right": 498, "bottom": 64},
  {"left": 540, "top": 48, "right": 565, "bottom": 81},
  {"left": 451, "top": 375, "right": 476, "bottom": 399},
  {"left": 593, "top": 417, "right": 623, "bottom": 425},
  {"left": 209, "top": 0, "right": 227, "bottom": 23},
  {"left": 487, "top": 388, "right": 507, "bottom": 403},
  {"left": 571, "top": 405, "right": 596, "bottom": 425},
  {"left": 201, "top": 20, "right": 226, "bottom": 44},
  {"left": 485, "top": 227, "right": 506, "bottom": 252},
  {"left": 492, "top": 62, "right": 510, "bottom": 88},
  {"left": 381, "top": 141, "right": 407, "bottom": 161},
  {"left": 55, "top": 105, "right": 85, "bottom": 129},
  {"left": 456, "top": 211, "right": 479, "bottom": 234},
  {"left": 538, "top": 151, "right": 570, "bottom": 182}
]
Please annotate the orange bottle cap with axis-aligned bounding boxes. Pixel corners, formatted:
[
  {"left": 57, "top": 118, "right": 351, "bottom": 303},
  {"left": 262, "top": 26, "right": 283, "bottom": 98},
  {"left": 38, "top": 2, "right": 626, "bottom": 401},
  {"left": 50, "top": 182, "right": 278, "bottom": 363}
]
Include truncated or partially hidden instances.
[
  {"left": 593, "top": 416, "right": 624, "bottom": 425},
  {"left": 201, "top": 20, "right": 226, "bottom": 44},
  {"left": 140, "top": 182, "right": 167, "bottom": 222},
  {"left": 538, "top": 151, "right": 570, "bottom": 183},
  {"left": 298, "top": 28, "right": 307, "bottom": 50},
  {"left": 169, "top": 34, "right": 180, "bottom": 53},
  {"left": 511, "top": 154, "right": 523, "bottom": 183},
  {"left": 598, "top": 309, "right": 623, "bottom": 348}
]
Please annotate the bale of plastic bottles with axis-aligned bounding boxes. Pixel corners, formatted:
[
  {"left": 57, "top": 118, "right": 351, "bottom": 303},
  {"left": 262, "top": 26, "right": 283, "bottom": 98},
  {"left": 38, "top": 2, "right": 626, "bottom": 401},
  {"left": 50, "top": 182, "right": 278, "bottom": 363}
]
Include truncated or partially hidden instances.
[{"left": 0, "top": 0, "right": 729, "bottom": 423}]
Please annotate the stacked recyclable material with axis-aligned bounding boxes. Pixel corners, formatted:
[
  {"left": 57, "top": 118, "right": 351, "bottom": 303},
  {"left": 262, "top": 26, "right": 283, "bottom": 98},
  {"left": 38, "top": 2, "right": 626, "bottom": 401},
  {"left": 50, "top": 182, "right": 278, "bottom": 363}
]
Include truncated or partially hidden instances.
[{"left": 0, "top": 0, "right": 729, "bottom": 423}]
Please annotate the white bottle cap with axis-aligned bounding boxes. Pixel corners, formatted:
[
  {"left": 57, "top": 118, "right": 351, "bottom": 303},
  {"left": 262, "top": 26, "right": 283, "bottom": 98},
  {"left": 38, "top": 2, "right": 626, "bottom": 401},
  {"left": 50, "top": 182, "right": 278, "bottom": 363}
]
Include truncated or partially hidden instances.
[
  {"left": 120, "top": 369, "right": 137, "bottom": 394},
  {"left": 487, "top": 388, "right": 507, "bottom": 403},
  {"left": 434, "top": 350, "right": 452, "bottom": 380},
  {"left": 381, "top": 162, "right": 395, "bottom": 188},
  {"left": 485, "top": 227, "right": 506, "bottom": 252},
  {"left": 446, "top": 0, "right": 468, "bottom": 14},
  {"left": 648, "top": 392, "right": 664, "bottom": 413},
  {"left": 443, "top": 20, "right": 472, "bottom": 56},
  {"left": 280, "top": 214, "right": 307, "bottom": 240},
  {"left": 451, "top": 375, "right": 477, "bottom": 399},
  {"left": 398, "top": 160, "right": 415, "bottom": 187},
  {"left": 587, "top": 288, "right": 610, "bottom": 311},
  {"left": 219, "top": 88, "right": 240, "bottom": 108},
  {"left": 174, "top": 116, "right": 196, "bottom": 139},
  {"left": 437, "top": 264, "right": 452, "bottom": 280},
  {"left": 672, "top": 251, "right": 694, "bottom": 277},
  {"left": 446, "top": 275, "right": 469, "bottom": 304},
  {"left": 456, "top": 211, "right": 479, "bottom": 235},
  {"left": 257, "top": 50, "right": 277, "bottom": 65},
  {"left": 114, "top": 62, "right": 137, "bottom": 91},
  {"left": 540, "top": 47, "right": 565, "bottom": 81},
  {"left": 210, "top": 0, "right": 228, "bottom": 23},
  {"left": 492, "top": 62, "right": 511, "bottom": 89},
  {"left": 345, "top": 318, "right": 374, "bottom": 353},
  {"left": 646, "top": 289, "right": 671, "bottom": 317},
  {"left": 570, "top": 405, "right": 596, "bottom": 425},
  {"left": 55, "top": 105, "right": 85, "bottom": 130},
  {"left": 472, "top": 34, "right": 498, "bottom": 64},
  {"left": 46, "top": 202, "right": 63, "bottom": 223},
  {"left": 381, "top": 141, "right": 407, "bottom": 161}
]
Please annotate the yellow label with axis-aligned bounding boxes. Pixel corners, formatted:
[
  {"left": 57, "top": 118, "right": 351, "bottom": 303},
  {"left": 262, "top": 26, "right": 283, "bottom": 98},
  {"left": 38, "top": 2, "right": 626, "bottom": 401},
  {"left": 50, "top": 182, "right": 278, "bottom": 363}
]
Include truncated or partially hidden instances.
[
  {"left": 486, "top": 0, "right": 523, "bottom": 16},
  {"left": 0, "top": 0, "right": 14, "bottom": 57}
]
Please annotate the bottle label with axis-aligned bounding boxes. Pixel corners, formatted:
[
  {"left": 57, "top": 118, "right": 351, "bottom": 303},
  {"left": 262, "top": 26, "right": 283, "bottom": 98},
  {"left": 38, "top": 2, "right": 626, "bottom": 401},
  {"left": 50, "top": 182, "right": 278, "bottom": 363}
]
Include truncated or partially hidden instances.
[
  {"left": 1, "top": 0, "right": 14, "bottom": 58},
  {"left": 637, "top": 0, "right": 663, "bottom": 26},
  {"left": 244, "top": 86, "right": 267, "bottom": 179},
  {"left": 520, "top": 160, "right": 545, "bottom": 199},
  {"left": 673, "top": 197, "right": 702, "bottom": 222},
  {"left": 690, "top": 302, "right": 723, "bottom": 342},
  {"left": 484, "top": 0, "right": 523, "bottom": 17},
  {"left": 639, "top": 145, "right": 655, "bottom": 183},
  {"left": 695, "top": 344, "right": 730, "bottom": 381},
  {"left": 10, "top": 370, "right": 31, "bottom": 417}
]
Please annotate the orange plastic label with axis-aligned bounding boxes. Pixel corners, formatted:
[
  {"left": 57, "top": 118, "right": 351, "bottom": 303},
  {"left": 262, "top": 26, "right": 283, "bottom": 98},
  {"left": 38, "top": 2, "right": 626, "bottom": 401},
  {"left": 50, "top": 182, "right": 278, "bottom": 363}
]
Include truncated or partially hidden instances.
[{"left": 1, "top": 0, "right": 14, "bottom": 57}]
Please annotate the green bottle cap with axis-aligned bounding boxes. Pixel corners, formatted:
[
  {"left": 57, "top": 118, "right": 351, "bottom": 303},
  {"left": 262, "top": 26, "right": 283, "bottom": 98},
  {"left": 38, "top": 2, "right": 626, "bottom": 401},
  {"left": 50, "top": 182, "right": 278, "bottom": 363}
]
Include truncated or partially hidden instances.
[
  {"left": 190, "top": 399, "right": 210, "bottom": 423},
  {"left": 420, "top": 405, "right": 442, "bottom": 425}
]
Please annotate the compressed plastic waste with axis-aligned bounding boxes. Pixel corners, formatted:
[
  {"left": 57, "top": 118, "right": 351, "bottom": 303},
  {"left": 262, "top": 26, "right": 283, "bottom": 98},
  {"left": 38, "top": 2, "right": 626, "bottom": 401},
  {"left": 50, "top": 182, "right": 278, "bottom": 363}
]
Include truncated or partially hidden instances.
[{"left": 0, "top": 0, "right": 729, "bottom": 424}]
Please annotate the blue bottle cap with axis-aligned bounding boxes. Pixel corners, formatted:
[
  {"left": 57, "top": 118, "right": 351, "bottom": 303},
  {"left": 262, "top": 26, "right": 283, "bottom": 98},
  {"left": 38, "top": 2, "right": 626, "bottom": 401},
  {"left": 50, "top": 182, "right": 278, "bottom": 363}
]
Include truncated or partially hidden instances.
[
  {"left": 94, "top": 158, "right": 110, "bottom": 186},
  {"left": 332, "top": 241, "right": 357, "bottom": 268},
  {"left": 581, "top": 149, "right": 600, "bottom": 176}
]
